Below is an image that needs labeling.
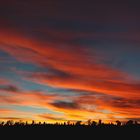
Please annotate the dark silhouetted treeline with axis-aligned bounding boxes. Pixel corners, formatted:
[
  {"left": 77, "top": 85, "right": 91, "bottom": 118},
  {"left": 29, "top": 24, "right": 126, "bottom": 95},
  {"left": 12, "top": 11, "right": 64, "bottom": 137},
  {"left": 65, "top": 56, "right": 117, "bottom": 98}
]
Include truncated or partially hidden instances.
[
  {"left": 0, "top": 119, "right": 140, "bottom": 139},
  {"left": 0, "top": 119, "right": 140, "bottom": 128}
]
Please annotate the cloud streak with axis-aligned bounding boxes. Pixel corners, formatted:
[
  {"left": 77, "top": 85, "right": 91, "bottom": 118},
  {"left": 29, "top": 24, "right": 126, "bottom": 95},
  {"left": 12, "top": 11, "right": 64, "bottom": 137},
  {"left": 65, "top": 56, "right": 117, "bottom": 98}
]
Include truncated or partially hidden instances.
[
  {"left": 0, "top": 27, "right": 140, "bottom": 121},
  {"left": 1, "top": 29, "right": 139, "bottom": 99}
]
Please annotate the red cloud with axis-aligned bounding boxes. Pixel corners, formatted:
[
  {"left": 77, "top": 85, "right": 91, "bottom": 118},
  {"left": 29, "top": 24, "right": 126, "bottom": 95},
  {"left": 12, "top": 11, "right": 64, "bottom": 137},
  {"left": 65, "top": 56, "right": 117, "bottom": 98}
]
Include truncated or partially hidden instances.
[
  {"left": 0, "top": 28, "right": 140, "bottom": 122},
  {"left": 26, "top": 71, "right": 140, "bottom": 99},
  {"left": 1, "top": 28, "right": 140, "bottom": 98},
  {"left": 0, "top": 91, "right": 62, "bottom": 108},
  {"left": 0, "top": 78, "right": 10, "bottom": 85},
  {"left": 1, "top": 29, "right": 139, "bottom": 98}
]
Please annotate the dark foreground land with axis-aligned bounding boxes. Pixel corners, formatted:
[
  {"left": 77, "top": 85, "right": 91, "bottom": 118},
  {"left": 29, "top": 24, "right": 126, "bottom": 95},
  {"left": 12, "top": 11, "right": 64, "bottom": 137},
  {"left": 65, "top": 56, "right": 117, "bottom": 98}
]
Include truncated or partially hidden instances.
[{"left": 0, "top": 122, "right": 140, "bottom": 139}]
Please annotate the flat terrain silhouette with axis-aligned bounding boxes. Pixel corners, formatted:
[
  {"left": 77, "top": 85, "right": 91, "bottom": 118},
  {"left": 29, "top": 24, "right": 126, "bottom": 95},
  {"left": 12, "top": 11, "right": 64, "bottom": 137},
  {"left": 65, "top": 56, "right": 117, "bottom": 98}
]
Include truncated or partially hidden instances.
[{"left": 0, "top": 119, "right": 140, "bottom": 139}]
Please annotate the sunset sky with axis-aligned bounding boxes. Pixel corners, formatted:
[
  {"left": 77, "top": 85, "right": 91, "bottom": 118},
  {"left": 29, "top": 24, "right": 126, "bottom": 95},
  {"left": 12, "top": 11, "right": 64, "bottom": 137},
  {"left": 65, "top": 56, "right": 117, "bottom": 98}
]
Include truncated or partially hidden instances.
[{"left": 0, "top": 0, "right": 140, "bottom": 123}]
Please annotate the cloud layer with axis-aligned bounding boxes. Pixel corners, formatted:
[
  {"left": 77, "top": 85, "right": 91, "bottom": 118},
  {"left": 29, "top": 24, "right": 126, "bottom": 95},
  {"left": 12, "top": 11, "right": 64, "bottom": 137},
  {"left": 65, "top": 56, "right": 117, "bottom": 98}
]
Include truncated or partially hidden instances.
[{"left": 0, "top": 0, "right": 140, "bottom": 123}]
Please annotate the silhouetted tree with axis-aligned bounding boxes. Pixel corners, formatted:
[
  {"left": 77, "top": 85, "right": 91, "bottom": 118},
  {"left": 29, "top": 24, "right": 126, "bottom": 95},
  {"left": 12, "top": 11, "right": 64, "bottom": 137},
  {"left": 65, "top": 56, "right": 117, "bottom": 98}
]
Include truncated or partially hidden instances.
[
  {"left": 91, "top": 121, "right": 97, "bottom": 126},
  {"left": 134, "top": 121, "right": 138, "bottom": 125},
  {"left": 67, "top": 121, "right": 70, "bottom": 125},
  {"left": 76, "top": 121, "right": 82, "bottom": 125},
  {"left": 126, "top": 120, "right": 133, "bottom": 126},
  {"left": 87, "top": 119, "right": 91, "bottom": 125},
  {"left": 116, "top": 120, "right": 121, "bottom": 126},
  {"left": 0, "top": 121, "right": 4, "bottom": 126},
  {"left": 98, "top": 119, "right": 102, "bottom": 125},
  {"left": 6, "top": 120, "right": 14, "bottom": 126},
  {"left": 32, "top": 120, "right": 35, "bottom": 125}
]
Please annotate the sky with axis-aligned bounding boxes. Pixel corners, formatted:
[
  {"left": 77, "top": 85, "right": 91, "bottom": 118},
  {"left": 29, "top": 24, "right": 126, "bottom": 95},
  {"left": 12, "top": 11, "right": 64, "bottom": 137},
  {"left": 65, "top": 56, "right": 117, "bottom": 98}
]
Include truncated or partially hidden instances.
[{"left": 0, "top": 0, "right": 140, "bottom": 123}]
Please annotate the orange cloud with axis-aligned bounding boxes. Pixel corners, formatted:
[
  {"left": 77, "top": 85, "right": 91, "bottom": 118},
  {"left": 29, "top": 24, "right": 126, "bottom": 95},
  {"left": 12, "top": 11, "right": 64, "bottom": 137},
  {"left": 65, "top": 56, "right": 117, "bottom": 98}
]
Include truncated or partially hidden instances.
[
  {"left": 38, "top": 113, "right": 65, "bottom": 121},
  {"left": 28, "top": 72, "right": 140, "bottom": 99},
  {"left": 0, "top": 108, "right": 35, "bottom": 122},
  {"left": 72, "top": 94, "right": 140, "bottom": 121},
  {"left": 0, "top": 109, "right": 13, "bottom": 114},
  {"left": 0, "top": 91, "right": 61, "bottom": 108},
  {"left": 0, "top": 27, "right": 140, "bottom": 122},
  {"left": 1, "top": 28, "right": 139, "bottom": 98}
]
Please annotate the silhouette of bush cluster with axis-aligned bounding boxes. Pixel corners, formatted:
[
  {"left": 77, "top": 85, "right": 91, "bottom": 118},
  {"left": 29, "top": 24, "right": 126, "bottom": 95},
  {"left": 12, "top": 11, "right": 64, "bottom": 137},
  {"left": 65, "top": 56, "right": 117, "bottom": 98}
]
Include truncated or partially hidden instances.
[{"left": 0, "top": 119, "right": 140, "bottom": 128}]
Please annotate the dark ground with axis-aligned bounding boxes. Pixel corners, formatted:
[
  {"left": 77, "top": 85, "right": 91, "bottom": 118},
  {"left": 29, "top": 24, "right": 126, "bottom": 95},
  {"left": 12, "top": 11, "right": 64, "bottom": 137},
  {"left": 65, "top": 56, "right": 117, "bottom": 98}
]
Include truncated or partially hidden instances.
[{"left": 0, "top": 124, "right": 140, "bottom": 139}]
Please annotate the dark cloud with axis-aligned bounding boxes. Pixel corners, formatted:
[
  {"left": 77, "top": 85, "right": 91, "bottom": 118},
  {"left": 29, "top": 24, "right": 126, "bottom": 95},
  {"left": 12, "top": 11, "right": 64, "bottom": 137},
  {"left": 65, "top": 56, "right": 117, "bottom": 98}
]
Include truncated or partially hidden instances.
[
  {"left": 1, "top": 0, "right": 140, "bottom": 20},
  {"left": 102, "top": 96, "right": 140, "bottom": 108},
  {"left": 51, "top": 101, "right": 80, "bottom": 110},
  {"left": 47, "top": 67, "right": 73, "bottom": 79},
  {"left": 0, "top": 85, "right": 20, "bottom": 92},
  {"left": 0, "top": 117, "right": 23, "bottom": 120},
  {"left": 39, "top": 114, "right": 64, "bottom": 121}
]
